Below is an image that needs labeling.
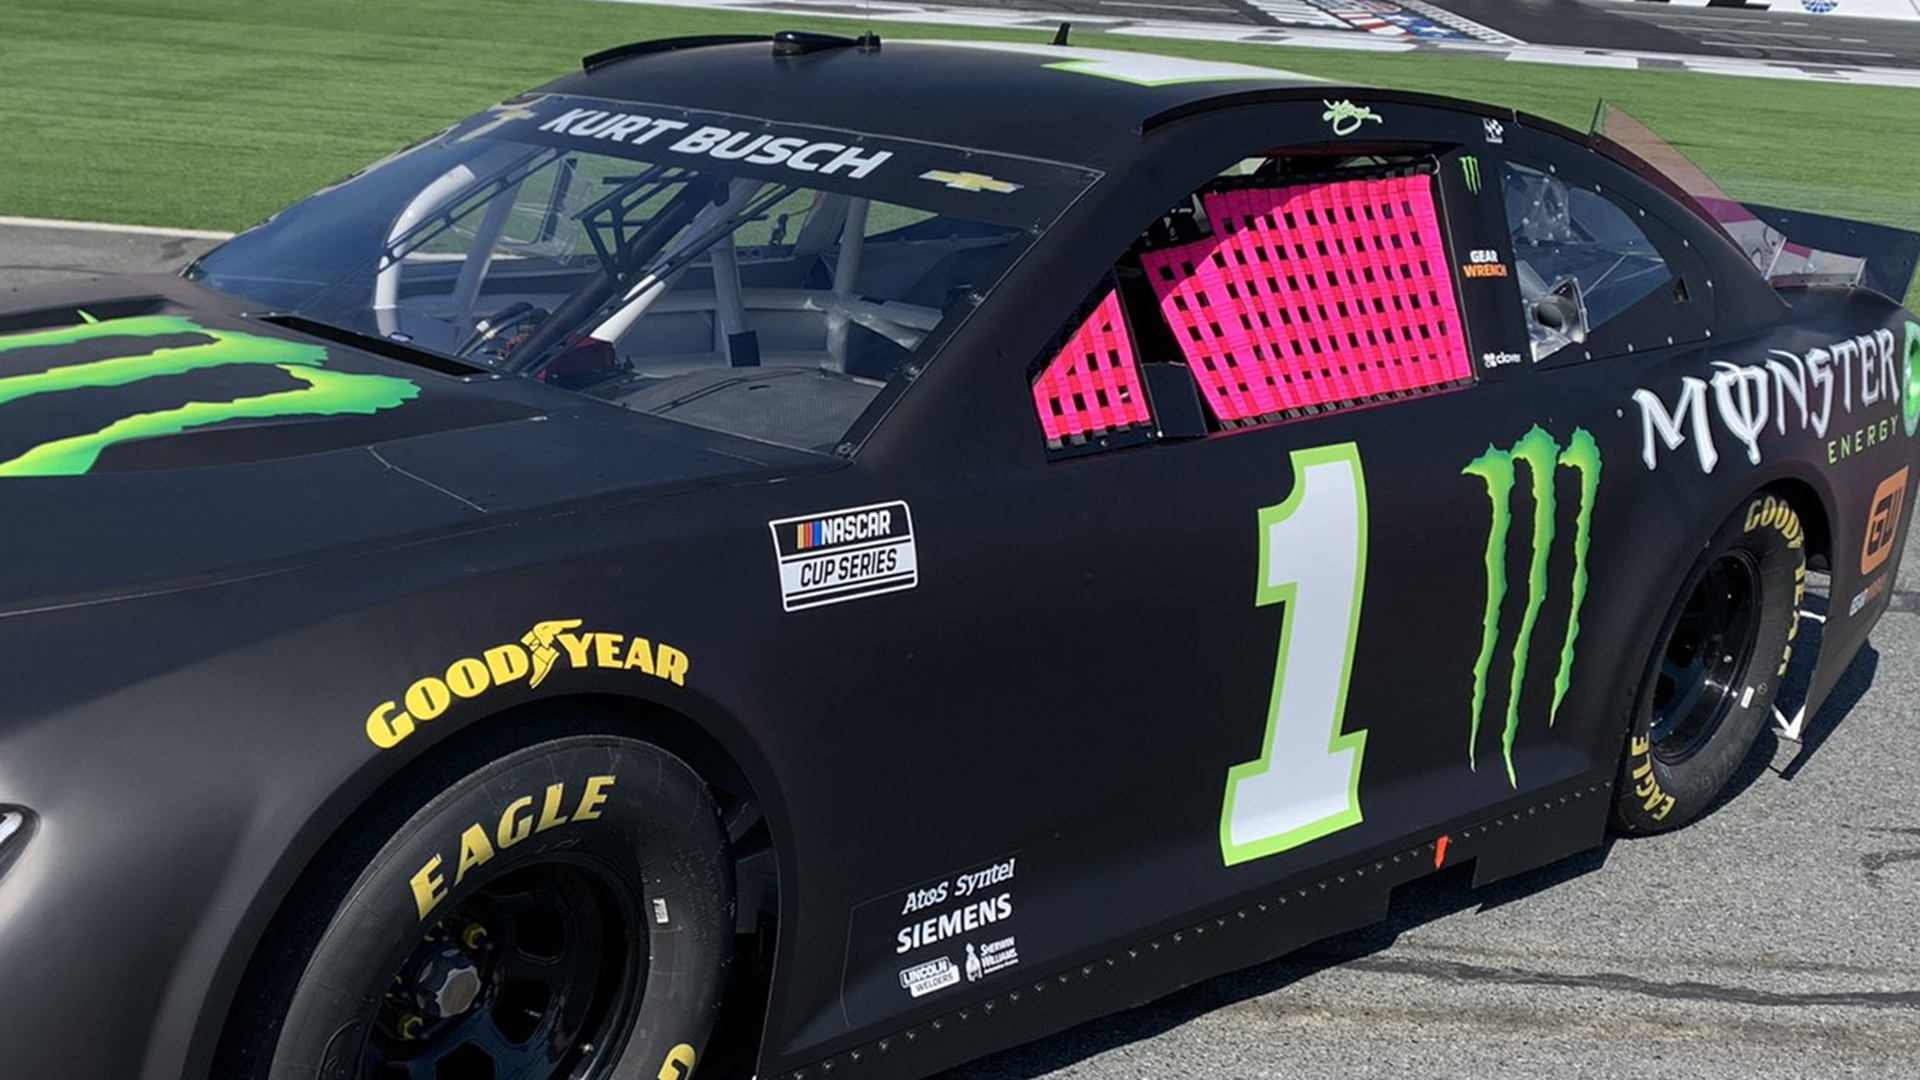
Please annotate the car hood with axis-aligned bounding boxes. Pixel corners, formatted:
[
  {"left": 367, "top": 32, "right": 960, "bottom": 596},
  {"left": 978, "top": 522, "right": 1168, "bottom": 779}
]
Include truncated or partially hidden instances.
[{"left": 0, "top": 275, "right": 830, "bottom": 615}]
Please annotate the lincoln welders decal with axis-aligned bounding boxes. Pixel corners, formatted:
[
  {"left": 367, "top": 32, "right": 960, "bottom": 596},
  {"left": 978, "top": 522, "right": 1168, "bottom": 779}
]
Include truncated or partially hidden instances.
[
  {"left": 366, "top": 620, "right": 689, "bottom": 749},
  {"left": 0, "top": 313, "right": 418, "bottom": 477},
  {"left": 1463, "top": 427, "right": 1601, "bottom": 786},
  {"left": 768, "top": 501, "right": 918, "bottom": 611},
  {"left": 846, "top": 854, "right": 1020, "bottom": 1017}
]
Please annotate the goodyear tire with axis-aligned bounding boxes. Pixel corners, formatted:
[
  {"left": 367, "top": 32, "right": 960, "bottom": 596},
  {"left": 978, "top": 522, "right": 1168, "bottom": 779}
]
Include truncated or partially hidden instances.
[
  {"left": 1613, "top": 493, "right": 1805, "bottom": 833},
  {"left": 226, "top": 733, "right": 732, "bottom": 1080}
]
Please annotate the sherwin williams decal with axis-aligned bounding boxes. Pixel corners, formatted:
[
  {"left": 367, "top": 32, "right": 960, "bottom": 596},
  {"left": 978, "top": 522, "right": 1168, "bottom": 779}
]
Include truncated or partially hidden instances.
[
  {"left": 768, "top": 501, "right": 917, "bottom": 612},
  {"left": 1463, "top": 427, "right": 1601, "bottom": 786},
  {"left": 366, "top": 620, "right": 690, "bottom": 749},
  {"left": 0, "top": 314, "right": 419, "bottom": 476},
  {"left": 1904, "top": 322, "right": 1920, "bottom": 438},
  {"left": 1221, "top": 444, "right": 1369, "bottom": 865}
]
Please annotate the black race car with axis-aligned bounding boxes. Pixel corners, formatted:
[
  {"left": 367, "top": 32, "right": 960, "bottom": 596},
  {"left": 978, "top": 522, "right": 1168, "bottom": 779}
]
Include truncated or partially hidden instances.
[{"left": 2, "top": 31, "right": 1917, "bottom": 1080}]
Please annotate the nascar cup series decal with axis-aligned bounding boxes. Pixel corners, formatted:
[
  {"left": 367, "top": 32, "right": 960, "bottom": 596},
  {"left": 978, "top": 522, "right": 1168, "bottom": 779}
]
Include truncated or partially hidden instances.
[
  {"left": 768, "top": 501, "right": 918, "bottom": 612},
  {"left": 845, "top": 855, "right": 1021, "bottom": 1018}
]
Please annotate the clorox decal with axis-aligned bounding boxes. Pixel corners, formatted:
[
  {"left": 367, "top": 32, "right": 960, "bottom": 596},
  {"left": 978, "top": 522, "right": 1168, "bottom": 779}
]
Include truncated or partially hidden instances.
[{"left": 768, "top": 501, "right": 918, "bottom": 611}]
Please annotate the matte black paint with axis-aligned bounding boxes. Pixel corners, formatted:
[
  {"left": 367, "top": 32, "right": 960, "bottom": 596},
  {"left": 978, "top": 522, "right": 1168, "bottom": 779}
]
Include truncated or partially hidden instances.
[{"left": 0, "top": 39, "right": 1913, "bottom": 1080}]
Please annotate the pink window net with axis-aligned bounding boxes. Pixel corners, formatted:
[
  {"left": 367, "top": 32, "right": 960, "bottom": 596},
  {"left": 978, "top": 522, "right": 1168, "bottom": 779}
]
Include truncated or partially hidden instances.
[
  {"left": 1140, "top": 174, "right": 1470, "bottom": 425},
  {"left": 1031, "top": 287, "right": 1153, "bottom": 445}
]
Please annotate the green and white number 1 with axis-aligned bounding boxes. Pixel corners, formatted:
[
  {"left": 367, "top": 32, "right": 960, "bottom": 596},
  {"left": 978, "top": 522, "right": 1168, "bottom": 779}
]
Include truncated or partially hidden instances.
[{"left": 1220, "top": 443, "right": 1370, "bottom": 866}]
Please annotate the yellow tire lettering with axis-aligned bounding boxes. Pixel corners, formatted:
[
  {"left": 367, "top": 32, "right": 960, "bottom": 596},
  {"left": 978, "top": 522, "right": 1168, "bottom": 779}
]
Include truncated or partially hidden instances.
[
  {"left": 658, "top": 644, "right": 690, "bottom": 686},
  {"left": 497, "top": 796, "right": 535, "bottom": 849},
  {"left": 445, "top": 657, "right": 491, "bottom": 699},
  {"left": 484, "top": 643, "right": 531, "bottom": 684},
  {"left": 455, "top": 824, "right": 494, "bottom": 885},
  {"left": 623, "top": 637, "right": 657, "bottom": 676},
  {"left": 366, "top": 701, "right": 414, "bottom": 749},
  {"left": 535, "top": 782, "right": 571, "bottom": 833},
  {"left": 659, "top": 1044, "right": 697, "bottom": 1080},
  {"left": 594, "top": 632, "right": 623, "bottom": 669},
  {"left": 573, "top": 775, "right": 616, "bottom": 821},
  {"left": 411, "top": 856, "right": 448, "bottom": 921},
  {"left": 405, "top": 677, "right": 452, "bottom": 721}
]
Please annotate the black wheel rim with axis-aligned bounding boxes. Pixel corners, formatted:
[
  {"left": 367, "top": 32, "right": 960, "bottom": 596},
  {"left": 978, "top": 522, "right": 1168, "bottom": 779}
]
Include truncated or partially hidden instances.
[
  {"left": 365, "top": 863, "right": 642, "bottom": 1080},
  {"left": 1647, "top": 550, "right": 1764, "bottom": 764}
]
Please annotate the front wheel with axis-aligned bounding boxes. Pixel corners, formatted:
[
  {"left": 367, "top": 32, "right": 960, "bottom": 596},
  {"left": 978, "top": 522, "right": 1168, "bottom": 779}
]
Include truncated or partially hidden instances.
[
  {"left": 233, "top": 733, "right": 733, "bottom": 1080},
  {"left": 1613, "top": 493, "right": 1805, "bottom": 833}
]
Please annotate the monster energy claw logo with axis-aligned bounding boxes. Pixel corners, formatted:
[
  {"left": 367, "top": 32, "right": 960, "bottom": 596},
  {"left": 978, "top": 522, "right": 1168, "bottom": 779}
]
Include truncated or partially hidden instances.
[
  {"left": 1461, "top": 155, "right": 1482, "bottom": 196},
  {"left": 1462, "top": 426, "right": 1602, "bottom": 786},
  {"left": 1903, "top": 321, "right": 1919, "bottom": 439},
  {"left": 0, "top": 313, "right": 419, "bottom": 477}
]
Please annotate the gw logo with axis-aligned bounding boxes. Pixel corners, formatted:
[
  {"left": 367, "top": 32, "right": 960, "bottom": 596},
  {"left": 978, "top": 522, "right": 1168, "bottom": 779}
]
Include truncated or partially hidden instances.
[{"left": 1462, "top": 426, "right": 1602, "bottom": 786}]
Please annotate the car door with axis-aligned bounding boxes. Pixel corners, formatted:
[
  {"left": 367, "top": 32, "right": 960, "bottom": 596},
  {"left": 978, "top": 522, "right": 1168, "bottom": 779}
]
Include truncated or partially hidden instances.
[{"left": 847, "top": 122, "right": 1638, "bottom": 1009}]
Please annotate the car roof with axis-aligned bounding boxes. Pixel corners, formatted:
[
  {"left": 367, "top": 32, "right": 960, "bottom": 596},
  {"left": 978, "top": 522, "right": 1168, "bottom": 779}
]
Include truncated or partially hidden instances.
[{"left": 538, "top": 36, "right": 1352, "bottom": 170}]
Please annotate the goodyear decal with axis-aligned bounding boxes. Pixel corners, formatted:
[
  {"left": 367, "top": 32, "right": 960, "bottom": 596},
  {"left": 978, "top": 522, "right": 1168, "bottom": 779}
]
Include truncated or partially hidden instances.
[
  {"left": 367, "top": 620, "right": 689, "bottom": 749},
  {"left": 0, "top": 313, "right": 418, "bottom": 476},
  {"left": 1463, "top": 427, "right": 1602, "bottom": 786}
]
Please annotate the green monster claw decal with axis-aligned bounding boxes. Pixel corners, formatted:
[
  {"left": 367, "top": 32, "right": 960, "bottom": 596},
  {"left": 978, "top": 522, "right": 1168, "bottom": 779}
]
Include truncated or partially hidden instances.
[
  {"left": 1462, "top": 426, "right": 1602, "bottom": 786},
  {"left": 1461, "top": 155, "right": 1482, "bottom": 196},
  {"left": 1903, "top": 321, "right": 1919, "bottom": 439},
  {"left": 0, "top": 313, "right": 419, "bottom": 476}
]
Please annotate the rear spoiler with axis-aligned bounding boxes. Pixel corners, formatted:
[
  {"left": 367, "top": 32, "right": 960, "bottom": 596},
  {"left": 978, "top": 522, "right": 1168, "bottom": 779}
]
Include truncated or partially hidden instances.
[
  {"left": 1589, "top": 104, "right": 1920, "bottom": 302},
  {"left": 1741, "top": 202, "right": 1920, "bottom": 301}
]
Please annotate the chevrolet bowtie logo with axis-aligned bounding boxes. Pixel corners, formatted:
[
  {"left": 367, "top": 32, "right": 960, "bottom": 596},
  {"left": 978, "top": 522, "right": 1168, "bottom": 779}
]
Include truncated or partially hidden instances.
[
  {"left": 919, "top": 170, "right": 1022, "bottom": 194},
  {"left": 460, "top": 101, "right": 539, "bottom": 143}
]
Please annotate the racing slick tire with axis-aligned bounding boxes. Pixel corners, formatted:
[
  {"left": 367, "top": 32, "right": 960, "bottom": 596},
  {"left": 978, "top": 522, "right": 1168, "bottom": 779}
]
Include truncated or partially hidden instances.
[
  {"left": 225, "top": 731, "right": 733, "bottom": 1080},
  {"left": 1612, "top": 492, "right": 1805, "bottom": 834}
]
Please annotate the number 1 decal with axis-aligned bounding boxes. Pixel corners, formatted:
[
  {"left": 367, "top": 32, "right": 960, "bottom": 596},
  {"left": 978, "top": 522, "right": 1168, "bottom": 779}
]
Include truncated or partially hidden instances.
[{"left": 1220, "top": 443, "right": 1369, "bottom": 866}]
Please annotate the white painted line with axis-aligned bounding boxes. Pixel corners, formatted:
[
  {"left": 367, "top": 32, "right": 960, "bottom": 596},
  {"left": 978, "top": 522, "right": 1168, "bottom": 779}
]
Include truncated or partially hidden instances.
[
  {"left": 1503, "top": 46, "right": 1640, "bottom": 69},
  {"left": 1100, "top": 0, "right": 1232, "bottom": 11},
  {"left": 1697, "top": 40, "right": 1897, "bottom": 57},
  {"left": 0, "top": 215, "right": 233, "bottom": 241}
]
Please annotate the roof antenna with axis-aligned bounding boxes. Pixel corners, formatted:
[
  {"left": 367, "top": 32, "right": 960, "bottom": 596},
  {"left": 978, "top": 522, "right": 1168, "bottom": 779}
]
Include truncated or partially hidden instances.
[
  {"left": 1052, "top": 21, "right": 1072, "bottom": 46},
  {"left": 857, "top": 0, "right": 882, "bottom": 50}
]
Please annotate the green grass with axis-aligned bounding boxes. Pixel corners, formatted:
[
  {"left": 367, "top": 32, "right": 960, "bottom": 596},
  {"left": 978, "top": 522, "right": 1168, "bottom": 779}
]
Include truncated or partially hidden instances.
[{"left": 3, "top": 0, "right": 1917, "bottom": 303}]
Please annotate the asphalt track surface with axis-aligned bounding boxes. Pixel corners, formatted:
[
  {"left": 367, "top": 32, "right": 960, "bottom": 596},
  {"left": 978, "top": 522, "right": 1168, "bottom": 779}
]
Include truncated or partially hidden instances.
[{"left": 4, "top": 225, "right": 1919, "bottom": 1079}]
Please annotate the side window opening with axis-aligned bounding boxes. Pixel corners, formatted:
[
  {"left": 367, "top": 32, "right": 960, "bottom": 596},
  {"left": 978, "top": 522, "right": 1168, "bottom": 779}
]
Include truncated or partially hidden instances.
[
  {"left": 1502, "top": 161, "right": 1676, "bottom": 362},
  {"left": 1031, "top": 283, "right": 1154, "bottom": 452},
  {"left": 1031, "top": 157, "right": 1474, "bottom": 455}
]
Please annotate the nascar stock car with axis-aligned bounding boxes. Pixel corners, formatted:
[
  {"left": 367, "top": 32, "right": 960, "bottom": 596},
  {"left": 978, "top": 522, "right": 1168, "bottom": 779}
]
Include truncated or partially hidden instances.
[{"left": 1, "top": 29, "right": 1917, "bottom": 1080}]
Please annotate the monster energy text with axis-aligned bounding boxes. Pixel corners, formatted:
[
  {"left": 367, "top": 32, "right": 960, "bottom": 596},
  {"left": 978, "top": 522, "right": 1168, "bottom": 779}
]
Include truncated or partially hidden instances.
[{"left": 1462, "top": 426, "right": 1602, "bottom": 786}]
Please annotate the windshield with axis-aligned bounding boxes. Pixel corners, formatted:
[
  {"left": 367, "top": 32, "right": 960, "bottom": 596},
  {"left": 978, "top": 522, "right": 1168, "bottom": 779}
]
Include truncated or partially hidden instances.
[{"left": 189, "top": 94, "right": 1095, "bottom": 454}]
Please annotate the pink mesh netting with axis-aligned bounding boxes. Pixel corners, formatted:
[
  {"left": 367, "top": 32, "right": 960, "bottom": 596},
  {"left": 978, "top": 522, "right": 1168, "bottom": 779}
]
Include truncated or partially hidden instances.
[{"left": 1140, "top": 175, "right": 1470, "bottom": 424}]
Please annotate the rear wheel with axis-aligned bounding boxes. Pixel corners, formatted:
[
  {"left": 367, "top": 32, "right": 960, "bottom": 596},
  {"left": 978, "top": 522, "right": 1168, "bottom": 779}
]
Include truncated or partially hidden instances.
[
  {"left": 228, "top": 732, "right": 732, "bottom": 1080},
  {"left": 1613, "top": 493, "right": 1805, "bottom": 833}
]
